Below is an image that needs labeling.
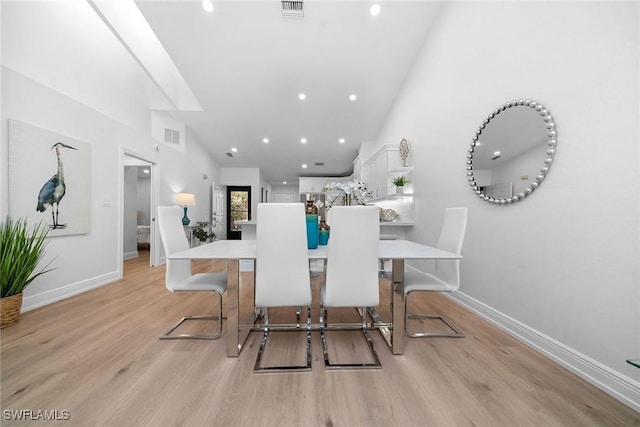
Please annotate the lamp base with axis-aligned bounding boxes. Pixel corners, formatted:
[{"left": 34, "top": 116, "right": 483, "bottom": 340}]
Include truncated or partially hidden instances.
[{"left": 182, "top": 206, "right": 191, "bottom": 226}]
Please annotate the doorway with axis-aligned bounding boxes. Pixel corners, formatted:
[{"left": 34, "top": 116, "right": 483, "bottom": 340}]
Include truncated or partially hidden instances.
[
  {"left": 227, "top": 186, "right": 251, "bottom": 240},
  {"left": 122, "top": 153, "right": 157, "bottom": 271}
]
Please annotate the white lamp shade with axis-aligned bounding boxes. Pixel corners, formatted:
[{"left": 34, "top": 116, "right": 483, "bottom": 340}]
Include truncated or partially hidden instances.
[{"left": 176, "top": 193, "right": 196, "bottom": 206}]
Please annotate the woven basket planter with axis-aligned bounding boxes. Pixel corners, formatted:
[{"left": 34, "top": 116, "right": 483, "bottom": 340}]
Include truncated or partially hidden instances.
[{"left": 1, "top": 293, "right": 23, "bottom": 329}]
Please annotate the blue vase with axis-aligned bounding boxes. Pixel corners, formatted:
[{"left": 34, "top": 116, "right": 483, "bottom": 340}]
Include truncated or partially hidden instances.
[
  {"left": 319, "top": 229, "right": 330, "bottom": 245},
  {"left": 306, "top": 214, "right": 319, "bottom": 249},
  {"left": 318, "top": 218, "right": 330, "bottom": 245}
]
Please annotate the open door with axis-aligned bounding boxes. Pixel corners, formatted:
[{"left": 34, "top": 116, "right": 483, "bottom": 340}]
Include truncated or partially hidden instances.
[{"left": 226, "top": 186, "right": 251, "bottom": 240}]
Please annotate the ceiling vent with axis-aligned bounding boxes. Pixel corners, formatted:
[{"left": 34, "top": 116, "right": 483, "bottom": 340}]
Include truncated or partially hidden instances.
[
  {"left": 314, "top": 162, "right": 324, "bottom": 166},
  {"left": 281, "top": 0, "right": 303, "bottom": 18},
  {"left": 225, "top": 152, "right": 233, "bottom": 157}
]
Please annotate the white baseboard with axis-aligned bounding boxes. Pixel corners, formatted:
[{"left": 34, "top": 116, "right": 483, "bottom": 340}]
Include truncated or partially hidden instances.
[
  {"left": 22, "top": 271, "right": 121, "bottom": 312},
  {"left": 123, "top": 251, "right": 138, "bottom": 260},
  {"left": 448, "top": 291, "right": 640, "bottom": 412}
]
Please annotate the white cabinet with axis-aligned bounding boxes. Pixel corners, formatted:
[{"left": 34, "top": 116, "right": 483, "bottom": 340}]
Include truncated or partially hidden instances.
[
  {"left": 362, "top": 145, "right": 404, "bottom": 200},
  {"left": 298, "top": 177, "right": 328, "bottom": 193},
  {"left": 360, "top": 143, "right": 415, "bottom": 226},
  {"left": 352, "top": 156, "right": 363, "bottom": 183}
]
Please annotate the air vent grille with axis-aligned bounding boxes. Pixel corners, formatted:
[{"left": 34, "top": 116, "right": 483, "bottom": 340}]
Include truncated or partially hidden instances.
[
  {"left": 225, "top": 152, "right": 233, "bottom": 157},
  {"left": 314, "top": 162, "right": 324, "bottom": 166},
  {"left": 282, "top": 0, "right": 303, "bottom": 17},
  {"left": 164, "top": 128, "right": 180, "bottom": 145}
]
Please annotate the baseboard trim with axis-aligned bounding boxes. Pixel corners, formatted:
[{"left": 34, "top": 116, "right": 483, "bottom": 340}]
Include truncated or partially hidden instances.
[
  {"left": 123, "top": 251, "right": 139, "bottom": 260},
  {"left": 22, "top": 271, "right": 121, "bottom": 312},
  {"left": 448, "top": 291, "right": 640, "bottom": 412}
]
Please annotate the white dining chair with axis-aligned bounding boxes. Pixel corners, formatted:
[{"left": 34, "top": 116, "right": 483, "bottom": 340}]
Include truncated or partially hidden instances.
[
  {"left": 321, "top": 206, "right": 381, "bottom": 369},
  {"left": 157, "top": 206, "right": 227, "bottom": 340},
  {"left": 404, "top": 207, "right": 467, "bottom": 338},
  {"left": 254, "top": 203, "right": 313, "bottom": 373}
]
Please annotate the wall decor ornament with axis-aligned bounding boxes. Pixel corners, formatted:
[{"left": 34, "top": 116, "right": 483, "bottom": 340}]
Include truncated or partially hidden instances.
[
  {"left": 399, "top": 138, "right": 409, "bottom": 167},
  {"left": 9, "top": 119, "right": 92, "bottom": 236},
  {"left": 466, "top": 99, "right": 557, "bottom": 205}
]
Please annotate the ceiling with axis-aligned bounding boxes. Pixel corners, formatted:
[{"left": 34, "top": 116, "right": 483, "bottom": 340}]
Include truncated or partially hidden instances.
[{"left": 134, "top": 1, "right": 443, "bottom": 185}]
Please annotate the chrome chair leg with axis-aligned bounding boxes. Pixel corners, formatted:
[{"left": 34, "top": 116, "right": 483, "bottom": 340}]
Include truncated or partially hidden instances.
[
  {"left": 254, "top": 306, "right": 312, "bottom": 373},
  {"left": 160, "top": 291, "right": 224, "bottom": 340},
  {"left": 404, "top": 291, "right": 464, "bottom": 338},
  {"left": 321, "top": 305, "right": 382, "bottom": 370}
]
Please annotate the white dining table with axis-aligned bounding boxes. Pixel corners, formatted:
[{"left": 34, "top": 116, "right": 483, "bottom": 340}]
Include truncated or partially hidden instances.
[{"left": 168, "top": 239, "right": 461, "bottom": 357}]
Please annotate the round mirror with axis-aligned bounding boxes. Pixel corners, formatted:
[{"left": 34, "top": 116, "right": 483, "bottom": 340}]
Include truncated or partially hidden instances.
[{"left": 466, "top": 99, "right": 557, "bottom": 205}]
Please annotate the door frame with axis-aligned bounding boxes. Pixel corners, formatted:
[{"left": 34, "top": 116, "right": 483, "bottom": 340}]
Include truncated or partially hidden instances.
[{"left": 119, "top": 147, "right": 158, "bottom": 276}]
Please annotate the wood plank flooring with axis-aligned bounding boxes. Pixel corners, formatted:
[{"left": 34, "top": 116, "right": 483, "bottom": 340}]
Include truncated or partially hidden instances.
[{"left": 1, "top": 251, "right": 638, "bottom": 426}]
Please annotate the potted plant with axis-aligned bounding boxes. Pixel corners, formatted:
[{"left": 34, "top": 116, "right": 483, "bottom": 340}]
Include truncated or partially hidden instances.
[
  {"left": 0, "top": 217, "right": 54, "bottom": 328},
  {"left": 392, "top": 176, "right": 411, "bottom": 194},
  {"left": 192, "top": 227, "right": 214, "bottom": 244}
]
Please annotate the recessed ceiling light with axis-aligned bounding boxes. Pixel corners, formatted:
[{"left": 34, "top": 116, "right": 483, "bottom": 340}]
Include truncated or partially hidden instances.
[
  {"left": 143, "top": 169, "right": 150, "bottom": 174},
  {"left": 202, "top": 0, "right": 214, "bottom": 13},
  {"left": 302, "top": 164, "right": 307, "bottom": 169},
  {"left": 370, "top": 4, "right": 381, "bottom": 16},
  {"left": 301, "top": 138, "right": 307, "bottom": 144},
  {"left": 349, "top": 94, "right": 357, "bottom": 101},
  {"left": 493, "top": 151, "right": 501, "bottom": 156},
  {"left": 339, "top": 138, "right": 345, "bottom": 144},
  {"left": 231, "top": 147, "right": 238, "bottom": 153},
  {"left": 298, "top": 93, "right": 306, "bottom": 100},
  {"left": 263, "top": 138, "right": 269, "bottom": 144},
  {"left": 283, "top": 181, "right": 287, "bottom": 184}
]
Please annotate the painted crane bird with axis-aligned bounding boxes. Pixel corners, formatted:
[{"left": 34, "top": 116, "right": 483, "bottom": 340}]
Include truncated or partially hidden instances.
[{"left": 37, "top": 142, "right": 77, "bottom": 229}]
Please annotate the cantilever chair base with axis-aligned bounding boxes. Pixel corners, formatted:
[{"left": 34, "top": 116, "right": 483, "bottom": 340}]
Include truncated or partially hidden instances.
[
  {"left": 321, "top": 306, "right": 382, "bottom": 370},
  {"left": 160, "top": 314, "right": 223, "bottom": 340},
  {"left": 405, "top": 313, "right": 465, "bottom": 338},
  {"left": 254, "top": 307, "right": 312, "bottom": 373},
  {"left": 159, "top": 292, "right": 224, "bottom": 340}
]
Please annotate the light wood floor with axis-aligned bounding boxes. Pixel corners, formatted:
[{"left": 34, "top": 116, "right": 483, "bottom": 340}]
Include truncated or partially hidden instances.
[{"left": 1, "top": 251, "right": 638, "bottom": 426}]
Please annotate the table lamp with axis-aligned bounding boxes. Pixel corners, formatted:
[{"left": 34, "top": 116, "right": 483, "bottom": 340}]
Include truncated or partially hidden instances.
[{"left": 176, "top": 193, "right": 196, "bottom": 226}]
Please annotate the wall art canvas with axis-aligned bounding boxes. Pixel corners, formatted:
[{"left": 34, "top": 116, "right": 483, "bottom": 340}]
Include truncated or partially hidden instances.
[{"left": 9, "top": 119, "right": 91, "bottom": 237}]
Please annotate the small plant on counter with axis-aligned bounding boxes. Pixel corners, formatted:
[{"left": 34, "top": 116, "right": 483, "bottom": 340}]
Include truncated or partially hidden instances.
[{"left": 392, "top": 176, "right": 411, "bottom": 187}]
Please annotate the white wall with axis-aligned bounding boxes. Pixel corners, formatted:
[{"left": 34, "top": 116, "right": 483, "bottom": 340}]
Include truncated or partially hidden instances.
[
  {"left": 1, "top": 1, "right": 221, "bottom": 310},
  {"left": 157, "top": 129, "right": 219, "bottom": 225},
  {"left": 373, "top": 1, "right": 639, "bottom": 408}
]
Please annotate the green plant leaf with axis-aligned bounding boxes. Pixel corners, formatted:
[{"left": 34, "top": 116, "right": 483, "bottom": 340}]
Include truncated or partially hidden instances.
[{"left": 0, "top": 217, "right": 55, "bottom": 298}]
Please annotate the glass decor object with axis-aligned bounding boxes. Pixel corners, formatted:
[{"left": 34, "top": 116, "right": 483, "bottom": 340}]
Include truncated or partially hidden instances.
[
  {"left": 306, "top": 214, "right": 319, "bottom": 249},
  {"left": 305, "top": 200, "right": 318, "bottom": 215},
  {"left": 318, "top": 218, "right": 330, "bottom": 245}
]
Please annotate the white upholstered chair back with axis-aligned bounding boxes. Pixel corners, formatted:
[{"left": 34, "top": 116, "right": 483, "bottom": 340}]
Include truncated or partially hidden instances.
[
  {"left": 324, "top": 206, "right": 380, "bottom": 307},
  {"left": 255, "top": 203, "right": 312, "bottom": 308},
  {"left": 434, "top": 207, "right": 468, "bottom": 290},
  {"left": 157, "top": 206, "right": 192, "bottom": 290}
]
